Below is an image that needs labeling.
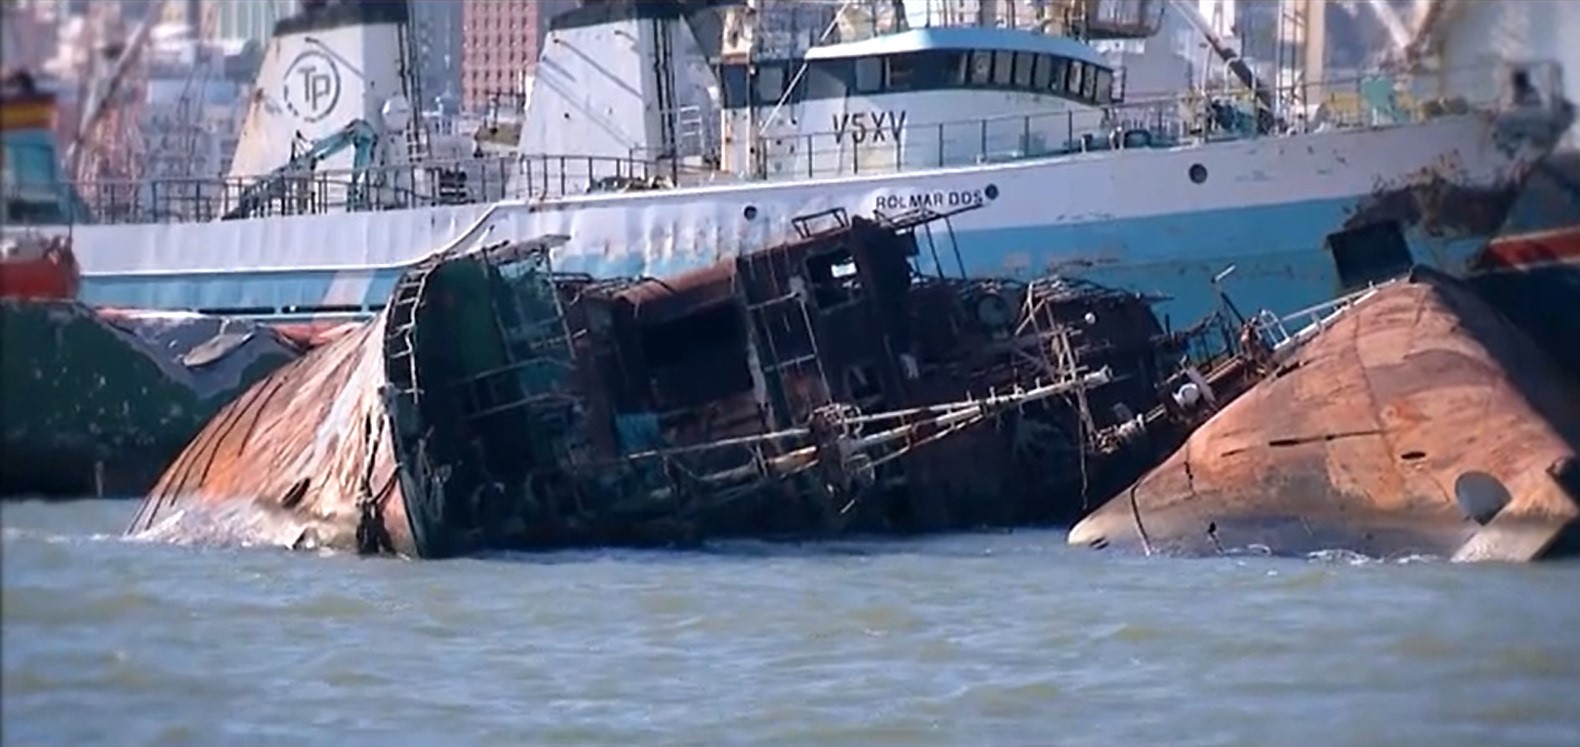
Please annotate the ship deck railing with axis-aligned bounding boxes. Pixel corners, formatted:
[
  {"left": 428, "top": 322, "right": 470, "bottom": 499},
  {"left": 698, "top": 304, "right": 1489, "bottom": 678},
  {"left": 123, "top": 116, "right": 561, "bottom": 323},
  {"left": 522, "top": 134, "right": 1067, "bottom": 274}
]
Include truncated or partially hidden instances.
[
  {"left": 749, "top": 60, "right": 1561, "bottom": 181},
  {"left": 46, "top": 60, "right": 1560, "bottom": 226}
]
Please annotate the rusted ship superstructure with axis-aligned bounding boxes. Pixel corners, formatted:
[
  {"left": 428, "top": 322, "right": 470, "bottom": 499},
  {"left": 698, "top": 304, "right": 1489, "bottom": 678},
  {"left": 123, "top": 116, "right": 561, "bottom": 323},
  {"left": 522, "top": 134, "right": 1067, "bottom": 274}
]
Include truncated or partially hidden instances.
[
  {"left": 128, "top": 209, "right": 1219, "bottom": 558},
  {"left": 1069, "top": 267, "right": 1580, "bottom": 562}
]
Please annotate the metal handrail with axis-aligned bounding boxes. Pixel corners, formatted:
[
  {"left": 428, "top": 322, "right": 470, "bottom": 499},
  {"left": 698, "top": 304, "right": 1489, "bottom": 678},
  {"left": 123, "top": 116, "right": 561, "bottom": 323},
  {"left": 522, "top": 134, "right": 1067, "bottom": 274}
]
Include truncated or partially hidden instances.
[
  {"left": 25, "top": 59, "right": 1561, "bottom": 227},
  {"left": 752, "top": 60, "right": 1562, "bottom": 180},
  {"left": 1251, "top": 278, "right": 1400, "bottom": 356}
]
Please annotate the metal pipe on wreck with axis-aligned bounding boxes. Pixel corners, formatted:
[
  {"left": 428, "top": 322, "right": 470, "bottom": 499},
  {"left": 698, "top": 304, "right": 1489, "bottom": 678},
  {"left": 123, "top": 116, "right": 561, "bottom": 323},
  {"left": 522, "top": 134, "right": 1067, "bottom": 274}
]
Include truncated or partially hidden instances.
[
  {"left": 848, "top": 367, "right": 1113, "bottom": 450},
  {"left": 623, "top": 367, "right": 1113, "bottom": 463},
  {"left": 641, "top": 367, "right": 1115, "bottom": 501}
]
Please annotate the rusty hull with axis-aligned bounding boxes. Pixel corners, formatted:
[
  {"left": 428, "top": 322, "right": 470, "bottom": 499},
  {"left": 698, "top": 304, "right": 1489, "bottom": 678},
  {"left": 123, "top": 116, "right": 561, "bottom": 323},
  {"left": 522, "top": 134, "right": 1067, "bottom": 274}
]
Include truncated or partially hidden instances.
[
  {"left": 1068, "top": 268, "right": 1580, "bottom": 561},
  {"left": 126, "top": 315, "right": 415, "bottom": 555},
  {"left": 552, "top": 220, "right": 1181, "bottom": 536},
  {"left": 124, "top": 213, "right": 1208, "bottom": 559}
]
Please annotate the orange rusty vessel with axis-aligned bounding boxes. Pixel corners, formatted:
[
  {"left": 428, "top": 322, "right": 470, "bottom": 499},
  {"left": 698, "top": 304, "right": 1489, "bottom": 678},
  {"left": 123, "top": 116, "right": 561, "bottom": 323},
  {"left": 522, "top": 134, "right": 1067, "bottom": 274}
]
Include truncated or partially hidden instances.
[
  {"left": 1068, "top": 267, "right": 1580, "bottom": 562},
  {"left": 128, "top": 315, "right": 416, "bottom": 553}
]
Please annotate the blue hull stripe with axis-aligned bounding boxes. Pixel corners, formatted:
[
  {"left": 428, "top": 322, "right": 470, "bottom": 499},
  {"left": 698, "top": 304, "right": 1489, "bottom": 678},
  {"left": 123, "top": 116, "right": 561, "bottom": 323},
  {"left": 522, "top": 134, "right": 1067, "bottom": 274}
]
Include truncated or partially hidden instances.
[{"left": 79, "top": 192, "right": 1496, "bottom": 323}]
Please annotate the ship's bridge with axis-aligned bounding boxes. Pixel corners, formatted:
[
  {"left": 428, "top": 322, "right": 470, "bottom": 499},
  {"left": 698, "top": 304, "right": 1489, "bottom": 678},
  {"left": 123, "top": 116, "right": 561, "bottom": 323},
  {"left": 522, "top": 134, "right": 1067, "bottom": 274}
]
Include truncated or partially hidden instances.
[{"left": 718, "top": 25, "right": 1127, "bottom": 178}]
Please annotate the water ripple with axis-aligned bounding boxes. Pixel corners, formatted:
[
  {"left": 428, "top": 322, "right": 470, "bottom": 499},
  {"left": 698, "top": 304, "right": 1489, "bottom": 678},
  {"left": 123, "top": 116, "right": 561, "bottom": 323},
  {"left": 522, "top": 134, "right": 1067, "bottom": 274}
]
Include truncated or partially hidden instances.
[{"left": 4, "top": 500, "right": 1580, "bottom": 747}]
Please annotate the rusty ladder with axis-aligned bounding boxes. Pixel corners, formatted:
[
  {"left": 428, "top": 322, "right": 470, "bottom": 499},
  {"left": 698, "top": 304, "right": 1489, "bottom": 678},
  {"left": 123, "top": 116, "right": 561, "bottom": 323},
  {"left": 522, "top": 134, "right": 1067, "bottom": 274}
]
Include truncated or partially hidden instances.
[
  {"left": 384, "top": 259, "right": 439, "bottom": 399},
  {"left": 740, "top": 267, "right": 834, "bottom": 415},
  {"left": 459, "top": 251, "right": 579, "bottom": 427}
]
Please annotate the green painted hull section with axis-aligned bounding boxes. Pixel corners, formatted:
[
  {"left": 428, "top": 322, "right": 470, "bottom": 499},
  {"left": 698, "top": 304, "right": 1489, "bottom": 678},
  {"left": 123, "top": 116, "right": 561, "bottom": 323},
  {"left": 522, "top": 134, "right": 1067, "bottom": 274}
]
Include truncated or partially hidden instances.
[{"left": 0, "top": 300, "right": 301, "bottom": 498}]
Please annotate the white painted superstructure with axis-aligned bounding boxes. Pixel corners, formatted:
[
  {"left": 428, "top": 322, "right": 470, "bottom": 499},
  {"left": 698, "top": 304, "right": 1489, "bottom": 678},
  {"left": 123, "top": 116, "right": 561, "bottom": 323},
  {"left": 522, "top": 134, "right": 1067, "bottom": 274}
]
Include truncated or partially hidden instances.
[{"left": 11, "top": 0, "right": 1571, "bottom": 330}]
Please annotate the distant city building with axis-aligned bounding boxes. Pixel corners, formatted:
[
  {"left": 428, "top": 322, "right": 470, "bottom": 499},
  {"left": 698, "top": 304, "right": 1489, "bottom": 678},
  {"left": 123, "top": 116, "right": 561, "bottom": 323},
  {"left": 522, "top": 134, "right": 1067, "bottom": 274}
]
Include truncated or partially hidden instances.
[
  {"left": 410, "top": 0, "right": 464, "bottom": 113},
  {"left": 208, "top": 0, "right": 297, "bottom": 43},
  {"left": 461, "top": 0, "right": 575, "bottom": 113},
  {"left": 1, "top": 1, "right": 60, "bottom": 72}
]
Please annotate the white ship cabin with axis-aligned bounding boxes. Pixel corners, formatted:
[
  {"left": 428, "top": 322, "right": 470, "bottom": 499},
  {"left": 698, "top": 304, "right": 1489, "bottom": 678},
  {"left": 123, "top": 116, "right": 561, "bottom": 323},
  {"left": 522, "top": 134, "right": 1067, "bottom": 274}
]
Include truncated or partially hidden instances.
[
  {"left": 719, "top": 25, "right": 1145, "bottom": 180},
  {"left": 519, "top": 2, "right": 1167, "bottom": 194}
]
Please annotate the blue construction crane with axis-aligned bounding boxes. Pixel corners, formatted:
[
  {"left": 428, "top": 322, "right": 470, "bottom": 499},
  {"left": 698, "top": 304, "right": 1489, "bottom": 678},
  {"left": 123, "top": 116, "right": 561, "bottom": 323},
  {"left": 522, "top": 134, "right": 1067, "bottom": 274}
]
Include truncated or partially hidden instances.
[{"left": 220, "top": 118, "right": 380, "bottom": 221}]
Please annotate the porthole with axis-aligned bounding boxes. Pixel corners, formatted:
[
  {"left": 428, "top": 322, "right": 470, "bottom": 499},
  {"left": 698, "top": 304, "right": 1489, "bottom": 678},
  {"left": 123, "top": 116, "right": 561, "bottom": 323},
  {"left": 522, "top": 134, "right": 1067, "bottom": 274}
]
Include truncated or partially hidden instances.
[
  {"left": 1188, "top": 163, "right": 1208, "bottom": 184},
  {"left": 743, "top": 205, "right": 759, "bottom": 220}
]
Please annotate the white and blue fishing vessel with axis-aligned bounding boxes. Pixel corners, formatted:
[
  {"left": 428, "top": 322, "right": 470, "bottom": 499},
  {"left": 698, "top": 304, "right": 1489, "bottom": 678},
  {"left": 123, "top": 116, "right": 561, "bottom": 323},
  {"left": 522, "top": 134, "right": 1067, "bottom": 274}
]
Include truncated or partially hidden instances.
[{"left": 19, "top": 0, "right": 1575, "bottom": 326}]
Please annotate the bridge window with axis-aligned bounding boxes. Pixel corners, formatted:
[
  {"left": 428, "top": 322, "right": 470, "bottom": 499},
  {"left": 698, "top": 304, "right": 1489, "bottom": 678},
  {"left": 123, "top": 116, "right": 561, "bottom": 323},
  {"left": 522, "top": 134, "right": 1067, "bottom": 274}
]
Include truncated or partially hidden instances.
[
  {"left": 1095, "top": 69, "right": 1114, "bottom": 104},
  {"left": 854, "top": 56, "right": 883, "bottom": 93},
  {"left": 755, "top": 64, "right": 786, "bottom": 104},
  {"left": 1032, "top": 54, "right": 1054, "bottom": 90},
  {"left": 970, "top": 50, "right": 993, "bottom": 85},
  {"left": 805, "top": 61, "right": 848, "bottom": 99},
  {"left": 1012, "top": 52, "right": 1034, "bottom": 88},
  {"left": 992, "top": 50, "right": 1014, "bottom": 86},
  {"left": 725, "top": 49, "right": 1115, "bottom": 109},
  {"left": 886, "top": 53, "right": 917, "bottom": 91},
  {"left": 943, "top": 52, "right": 968, "bottom": 86}
]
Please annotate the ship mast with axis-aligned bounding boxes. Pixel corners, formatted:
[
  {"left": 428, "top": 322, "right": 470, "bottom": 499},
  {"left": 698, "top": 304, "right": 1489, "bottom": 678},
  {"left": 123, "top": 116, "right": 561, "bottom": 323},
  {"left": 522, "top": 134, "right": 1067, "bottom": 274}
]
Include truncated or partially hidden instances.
[
  {"left": 1166, "top": 0, "right": 1281, "bottom": 133},
  {"left": 1274, "top": 0, "right": 1326, "bottom": 117},
  {"left": 68, "top": 2, "right": 156, "bottom": 210}
]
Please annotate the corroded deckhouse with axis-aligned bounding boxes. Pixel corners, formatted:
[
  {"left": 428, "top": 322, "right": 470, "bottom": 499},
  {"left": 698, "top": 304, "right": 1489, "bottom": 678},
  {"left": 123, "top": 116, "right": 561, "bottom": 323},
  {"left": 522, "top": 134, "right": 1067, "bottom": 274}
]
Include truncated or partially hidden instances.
[{"left": 130, "top": 209, "right": 1219, "bottom": 558}]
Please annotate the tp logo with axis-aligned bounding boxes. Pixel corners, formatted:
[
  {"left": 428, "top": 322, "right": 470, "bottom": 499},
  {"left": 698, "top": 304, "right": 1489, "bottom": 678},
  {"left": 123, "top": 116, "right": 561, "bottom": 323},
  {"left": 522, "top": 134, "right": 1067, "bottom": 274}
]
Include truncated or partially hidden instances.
[{"left": 283, "top": 50, "right": 342, "bottom": 123}]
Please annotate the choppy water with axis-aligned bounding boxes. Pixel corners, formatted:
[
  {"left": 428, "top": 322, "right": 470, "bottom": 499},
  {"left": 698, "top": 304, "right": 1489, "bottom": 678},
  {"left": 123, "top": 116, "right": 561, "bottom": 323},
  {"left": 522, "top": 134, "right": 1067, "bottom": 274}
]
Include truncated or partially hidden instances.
[{"left": 4, "top": 499, "right": 1579, "bottom": 747}]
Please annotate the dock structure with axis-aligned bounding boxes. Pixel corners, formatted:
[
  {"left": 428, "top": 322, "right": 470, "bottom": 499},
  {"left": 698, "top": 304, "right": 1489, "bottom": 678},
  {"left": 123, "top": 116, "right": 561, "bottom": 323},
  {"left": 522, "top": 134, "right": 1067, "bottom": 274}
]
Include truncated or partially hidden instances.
[{"left": 130, "top": 208, "right": 1217, "bottom": 557}]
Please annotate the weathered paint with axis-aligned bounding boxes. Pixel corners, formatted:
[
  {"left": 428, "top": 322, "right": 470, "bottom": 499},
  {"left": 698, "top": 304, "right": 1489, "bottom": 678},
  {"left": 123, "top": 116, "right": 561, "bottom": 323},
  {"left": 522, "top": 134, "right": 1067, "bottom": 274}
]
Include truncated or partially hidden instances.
[
  {"left": 128, "top": 314, "right": 415, "bottom": 554},
  {"left": 1067, "top": 268, "right": 1580, "bottom": 562},
  {"left": 126, "top": 218, "right": 1211, "bottom": 558},
  {"left": 67, "top": 102, "right": 1570, "bottom": 336}
]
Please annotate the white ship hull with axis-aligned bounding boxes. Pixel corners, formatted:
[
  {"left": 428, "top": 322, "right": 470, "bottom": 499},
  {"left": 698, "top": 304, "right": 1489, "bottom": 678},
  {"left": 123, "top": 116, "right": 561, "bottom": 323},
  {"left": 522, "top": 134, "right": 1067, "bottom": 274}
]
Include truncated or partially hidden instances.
[{"left": 72, "top": 108, "right": 1555, "bottom": 324}]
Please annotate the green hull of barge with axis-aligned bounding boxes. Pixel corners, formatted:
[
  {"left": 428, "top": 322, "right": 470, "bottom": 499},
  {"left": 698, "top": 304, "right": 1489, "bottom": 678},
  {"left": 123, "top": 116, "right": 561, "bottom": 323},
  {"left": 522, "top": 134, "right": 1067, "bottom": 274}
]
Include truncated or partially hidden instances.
[{"left": 0, "top": 300, "right": 300, "bottom": 498}]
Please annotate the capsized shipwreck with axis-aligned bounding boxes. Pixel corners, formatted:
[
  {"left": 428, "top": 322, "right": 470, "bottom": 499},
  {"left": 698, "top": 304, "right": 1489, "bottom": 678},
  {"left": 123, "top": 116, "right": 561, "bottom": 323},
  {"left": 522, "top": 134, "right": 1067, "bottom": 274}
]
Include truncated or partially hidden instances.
[
  {"left": 1068, "top": 267, "right": 1580, "bottom": 562},
  {"left": 129, "top": 208, "right": 1226, "bottom": 558}
]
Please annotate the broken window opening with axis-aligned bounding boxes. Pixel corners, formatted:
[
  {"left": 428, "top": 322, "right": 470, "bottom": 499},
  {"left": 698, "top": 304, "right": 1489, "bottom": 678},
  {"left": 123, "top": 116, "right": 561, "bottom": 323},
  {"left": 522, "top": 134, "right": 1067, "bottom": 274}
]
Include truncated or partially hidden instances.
[
  {"left": 1327, "top": 221, "right": 1414, "bottom": 292},
  {"left": 844, "top": 363, "right": 884, "bottom": 404},
  {"left": 638, "top": 303, "right": 755, "bottom": 407},
  {"left": 804, "top": 247, "right": 865, "bottom": 309}
]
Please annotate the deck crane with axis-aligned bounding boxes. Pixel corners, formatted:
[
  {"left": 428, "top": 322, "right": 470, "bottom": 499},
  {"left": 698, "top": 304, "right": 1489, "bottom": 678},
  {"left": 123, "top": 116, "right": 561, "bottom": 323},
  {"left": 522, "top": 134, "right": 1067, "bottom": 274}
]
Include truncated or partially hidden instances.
[
  {"left": 1165, "top": 0, "right": 1281, "bottom": 135},
  {"left": 220, "top": 118, "right": 380, "bottom": 221}
]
